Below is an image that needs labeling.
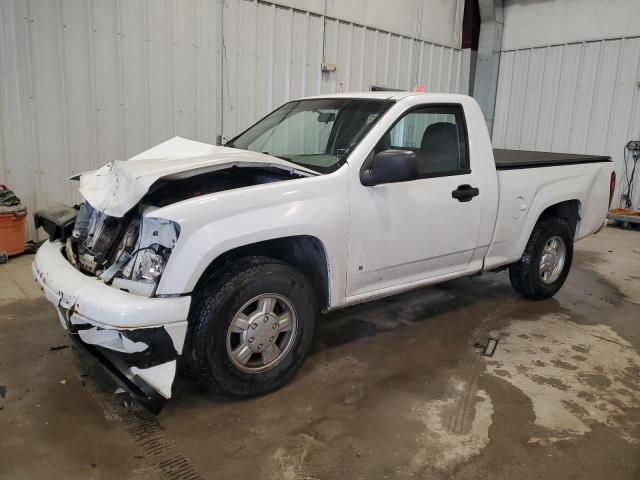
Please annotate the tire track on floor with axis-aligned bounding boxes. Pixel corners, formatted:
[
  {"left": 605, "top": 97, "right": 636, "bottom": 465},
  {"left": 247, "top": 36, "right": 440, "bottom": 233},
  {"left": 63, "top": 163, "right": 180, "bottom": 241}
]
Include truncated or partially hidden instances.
[
  {"left": 75, "top": 352, "right": 207, "bottom": 480},
  {"left": 441, "top": 299, "right": 516, "bottom": 435}
]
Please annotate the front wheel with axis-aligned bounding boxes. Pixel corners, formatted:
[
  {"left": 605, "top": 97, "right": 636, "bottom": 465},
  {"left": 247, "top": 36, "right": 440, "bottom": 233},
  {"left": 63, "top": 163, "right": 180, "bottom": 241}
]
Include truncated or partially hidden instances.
[
  {"left": 509, "top": 217, "right": 574, "bottom": 300},
  {"left": 187, "top": 257, "right": 317, "bottom": 397}
]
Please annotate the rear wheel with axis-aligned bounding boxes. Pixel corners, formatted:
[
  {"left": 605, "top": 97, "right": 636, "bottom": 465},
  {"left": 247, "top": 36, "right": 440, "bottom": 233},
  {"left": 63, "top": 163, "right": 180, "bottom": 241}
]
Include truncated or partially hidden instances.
[
  {"left": 187, "top": 257, "right": 317, "bottom": 397},
  {"left": 509, "top": 217, "right": 573, "bottom": 300}
]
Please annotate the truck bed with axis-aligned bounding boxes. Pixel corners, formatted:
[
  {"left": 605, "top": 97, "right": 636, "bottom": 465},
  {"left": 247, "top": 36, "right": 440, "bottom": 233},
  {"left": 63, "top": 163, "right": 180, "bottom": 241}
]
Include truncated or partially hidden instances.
[{"left": 493, "top": 149, "right": 611, "bottom": 170}]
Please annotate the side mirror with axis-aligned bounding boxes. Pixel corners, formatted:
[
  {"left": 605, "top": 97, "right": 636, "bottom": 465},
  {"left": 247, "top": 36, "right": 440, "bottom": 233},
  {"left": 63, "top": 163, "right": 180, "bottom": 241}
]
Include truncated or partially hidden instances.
[{"left": 360, "top": 149, "right": 418, "bottom": 186}]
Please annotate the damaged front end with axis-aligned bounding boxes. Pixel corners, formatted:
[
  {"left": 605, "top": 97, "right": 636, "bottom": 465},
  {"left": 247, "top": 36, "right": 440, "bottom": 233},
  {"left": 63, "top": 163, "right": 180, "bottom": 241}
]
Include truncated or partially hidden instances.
[
  {"left": 35, "top": 200, "right": 180, "bottom": 297},
  {"left": 33, "top": 137, "right": 313, "bottom": 412},
  {"left": 69, "top": 201, "right": 179, "bottom": 297},
  {"left": 33, "top": 202, "right": 188, "bottom": 413}
]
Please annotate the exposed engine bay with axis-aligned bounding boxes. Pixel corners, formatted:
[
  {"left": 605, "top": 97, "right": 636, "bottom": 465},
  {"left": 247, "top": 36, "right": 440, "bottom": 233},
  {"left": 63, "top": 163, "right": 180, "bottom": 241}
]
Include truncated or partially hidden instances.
[
  {"left": 36, "top": 166, "right": 302, "bottom": 297},
  {"left": 145, "top": 165, "right": 298, "bottom": 208},
  {"left": 65, "top": 201, "right": 177, "bottom": 297}
]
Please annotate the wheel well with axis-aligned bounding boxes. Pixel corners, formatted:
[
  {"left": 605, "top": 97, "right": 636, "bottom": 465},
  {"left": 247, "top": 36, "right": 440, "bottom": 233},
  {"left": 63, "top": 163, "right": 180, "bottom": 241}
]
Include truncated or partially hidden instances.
[
  {"left": 194, "top": 236, "right": 330, "bottom": 309},
  {"left": 538, "top": 200, "right": 581, "bottom": 237}
]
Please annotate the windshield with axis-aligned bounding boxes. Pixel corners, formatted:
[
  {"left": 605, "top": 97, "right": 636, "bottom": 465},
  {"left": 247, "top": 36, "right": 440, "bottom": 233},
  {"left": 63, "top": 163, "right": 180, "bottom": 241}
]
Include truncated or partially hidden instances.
[{"left": 227, "top": 98, "right": 393, "bottom": 173}]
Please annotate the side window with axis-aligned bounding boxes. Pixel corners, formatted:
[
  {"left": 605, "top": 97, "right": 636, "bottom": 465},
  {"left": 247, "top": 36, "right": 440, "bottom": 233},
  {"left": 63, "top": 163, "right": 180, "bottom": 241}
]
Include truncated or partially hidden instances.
[{"left": 378, "top": 105, "right": 469, "bottom": 177}]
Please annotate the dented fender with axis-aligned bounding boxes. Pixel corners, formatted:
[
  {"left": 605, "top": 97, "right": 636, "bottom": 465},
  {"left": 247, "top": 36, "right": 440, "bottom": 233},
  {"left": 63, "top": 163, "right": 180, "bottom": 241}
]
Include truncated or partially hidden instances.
[{"left": 148, "top": 167, "right": 350, "bottom": 302}]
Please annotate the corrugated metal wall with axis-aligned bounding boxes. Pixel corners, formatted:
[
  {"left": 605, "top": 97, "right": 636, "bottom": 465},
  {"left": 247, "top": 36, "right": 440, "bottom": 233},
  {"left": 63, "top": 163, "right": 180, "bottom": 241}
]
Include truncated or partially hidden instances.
[
  {"left": 0, "top": 0, "right": 222, "bottom": 230},
  {"left": 0, "top": 0, "right": 467, "bottom": 239},
  {"left": 493, "top": 36, "right": 640, "bottom": 208},
  {"left": 221, "top": 1, "right": 465, "bottom": 136}
]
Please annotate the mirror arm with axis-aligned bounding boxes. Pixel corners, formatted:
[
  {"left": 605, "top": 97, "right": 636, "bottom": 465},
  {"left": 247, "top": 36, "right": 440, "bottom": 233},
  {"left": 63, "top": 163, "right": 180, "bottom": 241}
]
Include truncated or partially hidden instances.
[
  {"left": 359, "top": 151, "right": 376, "bottom": 186},
  {"left": 360, "top": 168, "right": 376, "bottom": 186}
]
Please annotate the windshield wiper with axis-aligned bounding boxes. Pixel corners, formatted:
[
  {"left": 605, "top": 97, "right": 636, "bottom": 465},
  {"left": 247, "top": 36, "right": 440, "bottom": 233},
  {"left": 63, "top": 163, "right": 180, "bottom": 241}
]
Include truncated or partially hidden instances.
[
  {"left": 262, "top": 153, "right": 293, "bottom": 162},
  {"left": 267, "top": 155, "right": 322, "bottom": 175}
]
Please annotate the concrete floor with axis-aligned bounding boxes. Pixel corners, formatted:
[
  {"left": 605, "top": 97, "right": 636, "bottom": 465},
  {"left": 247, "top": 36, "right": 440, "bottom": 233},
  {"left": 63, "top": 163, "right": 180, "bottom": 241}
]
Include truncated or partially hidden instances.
[{"left": 1, "top": 226, "right": 639, "bottom": 479}]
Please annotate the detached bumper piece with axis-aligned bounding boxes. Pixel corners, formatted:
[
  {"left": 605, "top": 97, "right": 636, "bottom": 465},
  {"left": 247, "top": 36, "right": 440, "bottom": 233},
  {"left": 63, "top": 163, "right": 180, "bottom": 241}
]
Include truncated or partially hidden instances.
[
  {"left": 65, "top": 317, "right": 182, "bottom": 413},
  {"left": 70, "top": 334, "right": 168, "bottom": 414},
  {"left": 61, "top": 314, "right": 182, "bottom": 414}
]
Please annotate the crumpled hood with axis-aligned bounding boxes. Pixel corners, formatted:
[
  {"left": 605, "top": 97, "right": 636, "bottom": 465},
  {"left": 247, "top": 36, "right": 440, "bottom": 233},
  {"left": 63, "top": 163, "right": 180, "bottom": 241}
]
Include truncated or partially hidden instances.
[{"left": 77, "top": 136, "right": 318, "bottom": 217}]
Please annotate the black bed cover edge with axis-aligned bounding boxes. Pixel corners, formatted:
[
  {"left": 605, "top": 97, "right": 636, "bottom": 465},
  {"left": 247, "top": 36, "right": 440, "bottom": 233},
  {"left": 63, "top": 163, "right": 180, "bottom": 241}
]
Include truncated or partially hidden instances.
[{"left": 493, "top": 148, "right": 611, "bottom": 170}]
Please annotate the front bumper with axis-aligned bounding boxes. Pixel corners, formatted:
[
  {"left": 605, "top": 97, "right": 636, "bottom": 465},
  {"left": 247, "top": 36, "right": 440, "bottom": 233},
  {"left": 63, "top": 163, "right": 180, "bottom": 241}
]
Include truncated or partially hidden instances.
[{"left": 32, "top": 240, "right": 191, "bottom": 411}]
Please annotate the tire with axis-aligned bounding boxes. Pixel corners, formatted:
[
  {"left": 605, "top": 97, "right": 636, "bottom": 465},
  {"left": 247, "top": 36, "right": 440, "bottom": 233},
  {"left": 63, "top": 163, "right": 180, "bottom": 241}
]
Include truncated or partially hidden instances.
[
  {"left": 187, "top": 256, "right": 317, "bottom": 397},
  {"left": 509, "top": 217, "right": 573, "bottom": 300}
]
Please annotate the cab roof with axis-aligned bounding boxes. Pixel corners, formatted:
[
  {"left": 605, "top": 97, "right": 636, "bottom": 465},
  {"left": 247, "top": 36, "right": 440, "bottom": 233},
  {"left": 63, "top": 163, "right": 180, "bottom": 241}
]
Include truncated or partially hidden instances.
[{"left": 299, "top": 91, "right": 471, "bottom": 102}]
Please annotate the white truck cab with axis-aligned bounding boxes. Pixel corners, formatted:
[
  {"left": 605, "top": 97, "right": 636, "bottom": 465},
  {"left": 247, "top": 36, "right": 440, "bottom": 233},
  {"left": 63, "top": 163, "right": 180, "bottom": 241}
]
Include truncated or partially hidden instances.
[{"left": 32, "top": 92, "right": 614, "bottom": 411}]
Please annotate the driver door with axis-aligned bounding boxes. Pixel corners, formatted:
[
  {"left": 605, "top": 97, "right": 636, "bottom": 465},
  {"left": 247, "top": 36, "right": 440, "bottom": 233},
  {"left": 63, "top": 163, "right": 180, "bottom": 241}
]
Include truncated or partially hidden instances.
[{"left": 346, "top": 104, "right": 484, "bottom": 298}]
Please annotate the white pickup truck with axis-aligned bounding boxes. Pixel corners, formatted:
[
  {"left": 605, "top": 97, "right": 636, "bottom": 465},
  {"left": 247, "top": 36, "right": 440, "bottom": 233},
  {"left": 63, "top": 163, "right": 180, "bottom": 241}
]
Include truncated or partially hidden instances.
[{"left": 32, "top": 92, "right": 615, "bottom": 411}]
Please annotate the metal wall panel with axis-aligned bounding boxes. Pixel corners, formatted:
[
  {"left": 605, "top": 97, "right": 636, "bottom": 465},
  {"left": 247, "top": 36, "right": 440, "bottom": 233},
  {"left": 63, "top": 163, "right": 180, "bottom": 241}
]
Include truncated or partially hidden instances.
[
  {"left": 0, "top": 0, "right": 221, "bottom": 240},
  {"left": 222, "top": 1, "right": 467, "bottom": 139},
  {"left": 0, "top": 0, "right": 466, "bottom": 239},
  {"left": 493, "top": 37, "right": 640, "bottom": 208}
]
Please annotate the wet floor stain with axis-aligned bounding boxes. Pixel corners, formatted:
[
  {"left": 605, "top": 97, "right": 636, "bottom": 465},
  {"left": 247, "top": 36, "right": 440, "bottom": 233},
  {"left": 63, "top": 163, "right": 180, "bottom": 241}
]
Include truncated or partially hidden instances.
[
  {"left": 485, "top": 314, "right": 640, "bottom": 443},
  {"left": 409, "top": 384, "right": 494, "bottom": 472}
]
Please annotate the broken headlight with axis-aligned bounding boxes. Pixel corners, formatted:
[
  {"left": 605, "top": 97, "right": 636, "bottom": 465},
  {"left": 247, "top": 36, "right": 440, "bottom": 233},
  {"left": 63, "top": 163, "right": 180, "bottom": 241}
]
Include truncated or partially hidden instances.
[
  {"left": 132, "top": 249, "right": 166, "bottom": 283},
  {"left": 109, "top": 215, "right": 180, "bottom": 297}
]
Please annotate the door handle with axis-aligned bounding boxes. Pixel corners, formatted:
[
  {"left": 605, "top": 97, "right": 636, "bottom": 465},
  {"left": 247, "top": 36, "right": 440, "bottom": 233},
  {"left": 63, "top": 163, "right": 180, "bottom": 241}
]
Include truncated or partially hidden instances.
[{"left": 451, "top": 184, "right": 480, "bottom": 202}]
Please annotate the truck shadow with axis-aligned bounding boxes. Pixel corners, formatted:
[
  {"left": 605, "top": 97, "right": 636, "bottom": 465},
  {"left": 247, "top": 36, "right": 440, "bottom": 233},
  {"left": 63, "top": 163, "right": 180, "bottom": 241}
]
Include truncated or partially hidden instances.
[
  {"left": 175, "top": 271, "right": 576, "bottom": 407},
  {"left": 312, "top": 255, "right": 621, "bottom": 354},
  {"left": 313, "top": 273, "right": 516, "bottom": 352}
]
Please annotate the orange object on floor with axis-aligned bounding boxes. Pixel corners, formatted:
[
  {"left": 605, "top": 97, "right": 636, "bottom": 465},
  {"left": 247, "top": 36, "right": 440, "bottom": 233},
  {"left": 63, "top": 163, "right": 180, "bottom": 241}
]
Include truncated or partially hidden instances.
[
  {"left": 0, "top": 212, "right": 26, "bottom": 255},
  {"left": 0, "top": 185, "right": 27, "bottom": 256},
  {"left": 609, "top": 208, "right": 640, "bottom": 217}
]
